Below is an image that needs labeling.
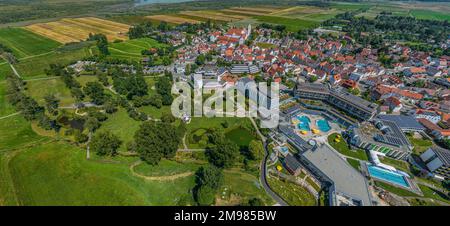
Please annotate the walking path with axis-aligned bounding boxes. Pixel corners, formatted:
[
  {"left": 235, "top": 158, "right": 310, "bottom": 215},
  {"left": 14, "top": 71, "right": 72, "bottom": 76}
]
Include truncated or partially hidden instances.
[
  {"left": 0, "top": 112, "right": 21, "bottom": 120},
  {"left": 248, "top": 117, "right": 288, "bottom": 206},
  {"left": 130, "top": 161, "right": 194, "bottom": 181}
]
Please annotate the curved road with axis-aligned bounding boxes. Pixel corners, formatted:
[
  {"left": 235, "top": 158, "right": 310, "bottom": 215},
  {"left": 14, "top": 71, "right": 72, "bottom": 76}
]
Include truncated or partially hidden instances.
[{"left": 249, "top": 117, "right": 288, "bottom": 206}]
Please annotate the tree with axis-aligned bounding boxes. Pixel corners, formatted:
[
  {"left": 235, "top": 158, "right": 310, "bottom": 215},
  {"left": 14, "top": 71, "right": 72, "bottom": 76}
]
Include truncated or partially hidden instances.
[
  {"left": 134, "top": 121, "right": 182, "bottom": 165},
  {"left": 70, "top": 87, "right": 85, "bottom": 101},
  {"left": 84, "top": 117, "right": 100, "bottom": 132},
  {"left": 90, "top": 131, "right": 122, "bottom": 156},
  {"left": 248, "top": 140, "right": 264, "bottom": 160},
  {"left": 206, "top": 134, "right": 239, "bottom": 168},
  {"left": 83, "top": 81, "right": 106, "bottom": 105},
  {"left": 156, "top": 76, "right": 173, "bottom": 105},
  {"left": 18, "top": 96, "right": 44, "bottom": 120},
  {"left": 309, "top": 75, "right": 318, "bottom": 83},
  {"left": 196, "top": 185, "right": 215, "bottom": 206},
  {"left": 88, "top": 33, "right": 109, "bottom": 56},
  {"left": 43, "top": 94, "right": 59, "bottom": 115},
  {"left": 195, "top": 165, "right": 223, "bottom": 190},
  {"left": 195, "top": 54, "right": 206, "bottom": 65},
  {"left": 161, "top": 113, "right": 176, "bottom": 123},
  {"left": 248, "top": 197, "right": 264, "bottom": 206}
]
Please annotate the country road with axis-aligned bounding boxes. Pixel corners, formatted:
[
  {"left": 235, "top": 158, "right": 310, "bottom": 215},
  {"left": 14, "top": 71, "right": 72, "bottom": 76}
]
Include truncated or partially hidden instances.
[{"left": 249, "top": 117, "right": 288, "bottom": 206}]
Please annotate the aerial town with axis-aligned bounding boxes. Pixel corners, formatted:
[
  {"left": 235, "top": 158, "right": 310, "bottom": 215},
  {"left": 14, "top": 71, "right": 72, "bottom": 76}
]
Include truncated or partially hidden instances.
[{"left": 0, "top": 0, "right": 449, "bottom": 208}]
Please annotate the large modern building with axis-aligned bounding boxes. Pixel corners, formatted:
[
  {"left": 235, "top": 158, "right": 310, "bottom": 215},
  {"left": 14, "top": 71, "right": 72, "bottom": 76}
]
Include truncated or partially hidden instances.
[
  {"left": 420, "top": 146, "right": 450, "bottom": 179},
  {"left": 230, "top": 64, "right": 260, "bottom": 75},
  {"left": 294, "top": 82, "right": 378, "bottom": 121},
  {"left": 301, "top": 145, "right": 373, "bottom": 206},
  {"left": 348, "top": 119, "right": 413, "bottom": 160},
  {"left": 376, "top": 115, "right": 425, "bottom": 132},
  {"left": 278, "top": 124, "right": 372, "bottom": 206}
]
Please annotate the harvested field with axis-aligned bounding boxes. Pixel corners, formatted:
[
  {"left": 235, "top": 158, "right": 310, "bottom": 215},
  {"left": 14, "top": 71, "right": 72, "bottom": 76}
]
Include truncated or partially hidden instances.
[
  {"left": 146, "top": 15, "right": 200, "bottom": 24},
  {"left": 25, "top": 17, "right": 130, "bottom": 44},
  {"left": 229, "top": 7, "right": 281, "bottom": 13},
  {"left": 221, "top": 9, "right": 268, "bottom": 16},
  {"left": 180, "top": 11, "right": 248, "bottom": 22}
]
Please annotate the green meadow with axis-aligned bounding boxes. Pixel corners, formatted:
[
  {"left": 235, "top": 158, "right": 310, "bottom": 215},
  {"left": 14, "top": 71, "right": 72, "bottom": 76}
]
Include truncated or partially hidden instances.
[
  {"left": 253, "top": 15, "right": 319, "bottom": 32},
  {"left": 107, "top": 38, "right": 168, "bottom": 61},
  {"left": 6, "top": 141, "right": 197, "bottom": 205},
  {"left": 0, "top": 82, "right": 16, "bottom": 117},
  {"left": 0, "top": 28, "right": 61, "bottom": 59},
  {"left": 410, "top": 9, "right": 450, "bottom": 22}
]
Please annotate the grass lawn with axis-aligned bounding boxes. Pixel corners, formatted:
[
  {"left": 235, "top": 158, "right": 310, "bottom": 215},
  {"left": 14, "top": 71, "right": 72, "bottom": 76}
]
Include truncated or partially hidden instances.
[
  {"left": 217, "top": 169, "right": 274, "bottom": 206},
  {"left": 374, "top": 181, "right": 418, "bottom": 197},
  {"left": 252, "top": 15, "right": 319, "bottom": 32},
  {"left": 185, "top": 117, "right": 253, "bottom": 149},
  {"left": 328, "top": 133, "right": 369, "bottom": 161},
  {"left": 407, "top": 134, "right": 433, "bottom": 155},
  {"left": 0, "top": 115, "right": 49, "bottom": 205},
  {"left": 0, "top": 27, "right": 61, "bottom": 58},
  {"left": 267, "top": 176, "right": 316, "bottom": 206},
  {"left": 25, "top": 78, "right": 74, "bottom": 107},
  {"left": 0, "top": 114, "right": 49, "bottom": 151},
  {"left": 107, "top": 38, "right": 168, "bottom": 61},
  {"left": 379, "top": 157, "right": 410, "bottom": 173},
  {"left": 408, "top": 198, "right": 444, "bottom": 206},
  {"left": 0, "top": 82, "right": 16, "bottom": 117},
  {"left": 139, "top": 105, "right": 171, "bottom": 119},
  {"left": 346, "top": 158, "right": 361, "bottom": 171},
  {"left": 134, "top": 159, "right": 204, "bottom": 177},
  {"left": 14, "top": 47, "right": 92, "bottom": 79},
  {"left": 225, "top": 127, "right": 256, "bottom": 147},
  {"left": 256, "top": 42, "right": 276, "bottom": 49},
  {"left": 97, "top": 108, "right": 142, "bottom": 151},
  {"left": 0, "top": 62, "right": 13, "bottom": 81},
  {"left": 7, "top": 141, "right": 197, "bottom": 205},
  {"left": 418, "top": 184, "right": 450, "bottom": 204},
  {"left": 410, "top": 9, "right": 450, "bottom": 22}
]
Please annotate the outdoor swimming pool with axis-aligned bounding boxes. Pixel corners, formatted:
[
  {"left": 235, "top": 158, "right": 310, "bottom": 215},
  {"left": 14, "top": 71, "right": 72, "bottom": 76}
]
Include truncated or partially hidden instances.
[
  {"left": 316, "top": 119, "right": 331, "bottom": 132},
  {"left": 367, "top": 165, "right": 410, "bottom": 188},
  {"left": 297, "top": 115, "right": 311, "bottom": 131}
]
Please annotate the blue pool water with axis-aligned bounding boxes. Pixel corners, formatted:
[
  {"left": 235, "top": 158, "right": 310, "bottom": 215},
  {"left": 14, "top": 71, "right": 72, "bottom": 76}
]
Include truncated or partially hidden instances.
[
  {"left": 367, "top": 165, "right": 410, "bottom": 188},
  {"left": 297, "top": 115, "right": 311, "bottom": 131},
  {"left": 316, "top": 119, "right": 331, "bottom": 132}
]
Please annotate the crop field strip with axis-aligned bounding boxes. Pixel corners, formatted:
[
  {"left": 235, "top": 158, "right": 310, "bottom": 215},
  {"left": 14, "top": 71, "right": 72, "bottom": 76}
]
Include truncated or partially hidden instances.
[
  {"left": 0, "top": 28, "right": 61, "bottom": 58},
  {"left": 25, "top": 17, "right": 130, "bottom": 44},
  {"left": 179, "top": 11, "right": 248, "bottom": 22},
  {"left": 146, "top": 15, "right": 201, "bottom": 25}
]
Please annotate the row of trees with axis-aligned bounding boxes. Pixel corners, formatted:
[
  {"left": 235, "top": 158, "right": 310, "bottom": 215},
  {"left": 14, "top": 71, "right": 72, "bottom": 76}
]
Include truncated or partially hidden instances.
[{"left": 87, "top": 33, "right": 110, "bottom": 56}]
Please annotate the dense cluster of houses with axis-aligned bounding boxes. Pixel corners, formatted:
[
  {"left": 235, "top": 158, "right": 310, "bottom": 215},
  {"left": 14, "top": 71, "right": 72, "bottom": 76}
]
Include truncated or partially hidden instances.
[{"left": 165, "top": 24, "right": 450, "bottom": 144}]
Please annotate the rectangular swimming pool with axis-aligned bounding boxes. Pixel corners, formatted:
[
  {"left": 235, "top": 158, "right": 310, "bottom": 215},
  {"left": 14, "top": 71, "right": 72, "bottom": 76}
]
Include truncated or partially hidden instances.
[{"left": 367, "top": 165, "right": 410, "bottom": 188}]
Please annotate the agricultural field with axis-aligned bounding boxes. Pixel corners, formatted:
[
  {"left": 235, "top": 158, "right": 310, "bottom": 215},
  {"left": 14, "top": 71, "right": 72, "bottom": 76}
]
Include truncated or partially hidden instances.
[
  {"left": 12, "top": 46, "right": 92, "bottom": 79},
  {"left": 179, "top": 11, "right": 248, "bottom": 22},
  {"left": 0, "top": 28, "right": 61, "bottom": 58},
  {"left": 25, "top": 17, "right": 130, "bottom": 44},
  {"left": 410, "top": 9, "right": 450, "bottom": 22},
  {"left": 146, "top": 15, "right": 201, "bottom": 25},
  {"left": 106, "top": 37, "right": 168, "bottom": 61}
]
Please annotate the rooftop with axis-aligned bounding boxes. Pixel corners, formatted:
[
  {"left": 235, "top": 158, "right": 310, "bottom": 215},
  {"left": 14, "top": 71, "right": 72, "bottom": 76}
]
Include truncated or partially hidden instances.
[
  {"left": 377, "top": 115, "right": 425, "bottom": 131},
  {"left": 302, "top": 144, "right": 372, "bottom": 206}
]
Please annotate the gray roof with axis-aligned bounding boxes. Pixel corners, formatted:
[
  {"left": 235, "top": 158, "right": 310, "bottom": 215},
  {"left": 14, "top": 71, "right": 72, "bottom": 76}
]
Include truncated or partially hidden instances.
[
  {"left": 302, "top": 145, "right": 372, "bottom": 206},
  {"left": 284, "top": 154, "right": 302, "bottom": 172},
  {"left": 433, "top": 146, "right": 450, "bottom": 166},
  {"left": 377, "top": 115, "right": 425, "bottom": 131},
  {"left": 330, "top": 89, "right": 378, "bottom": 113}
]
